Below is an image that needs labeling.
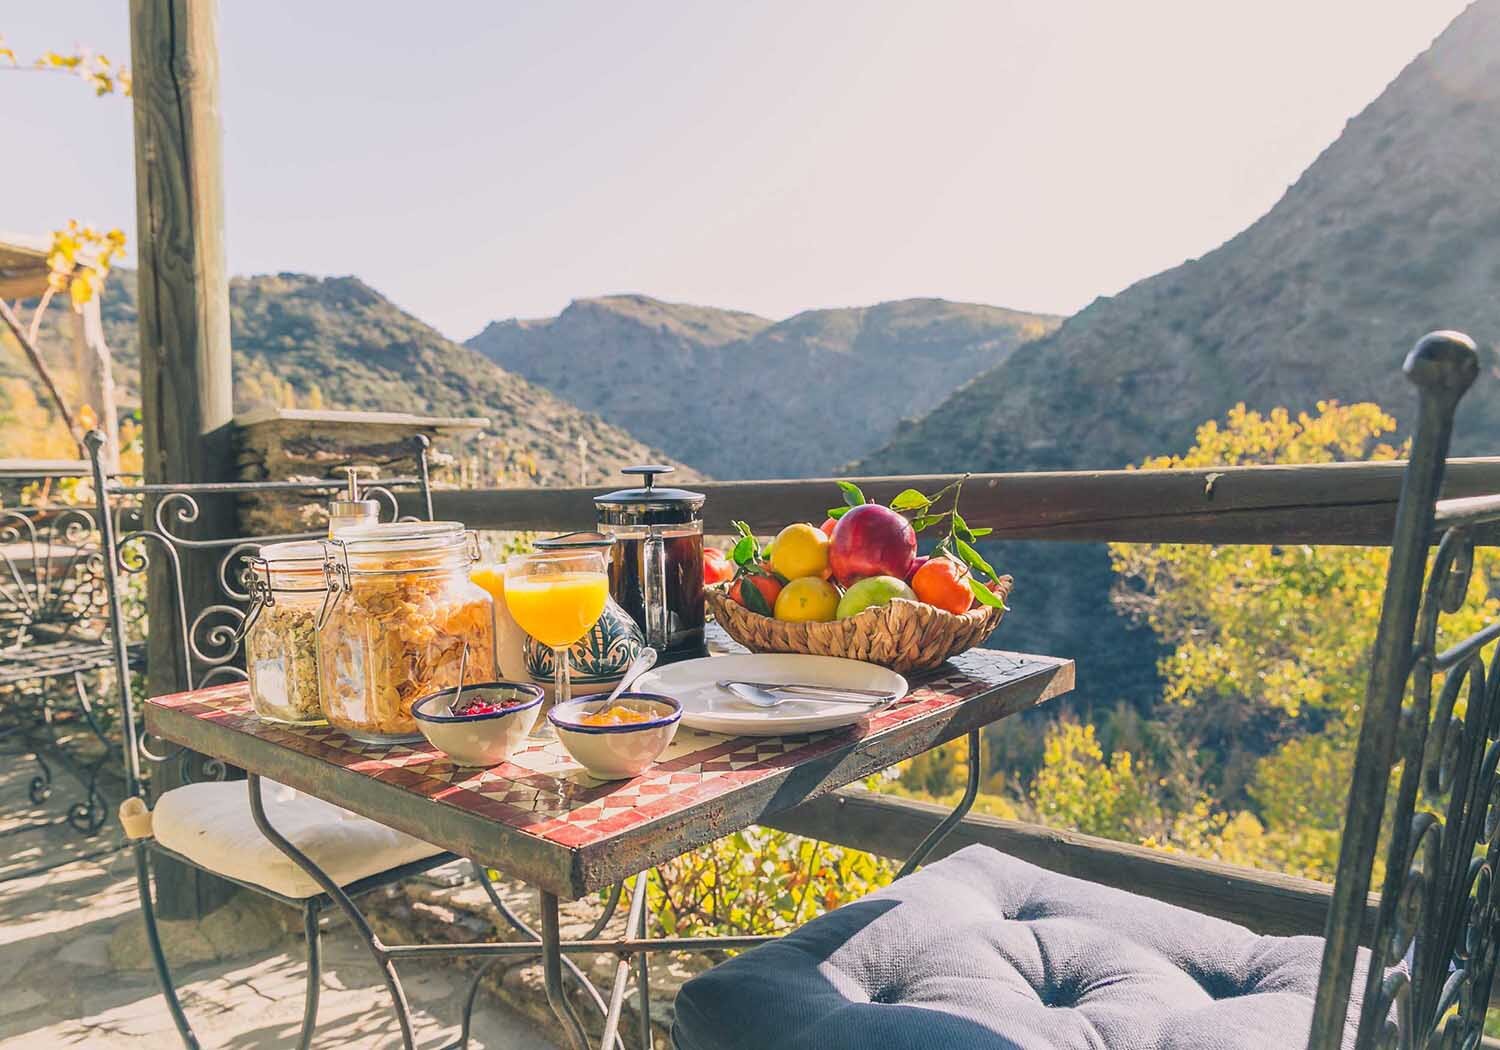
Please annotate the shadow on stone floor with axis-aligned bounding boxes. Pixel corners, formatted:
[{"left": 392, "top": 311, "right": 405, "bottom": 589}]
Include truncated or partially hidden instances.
[{"left": 0, "top": 760, "right": 559, "bottom": 1050}]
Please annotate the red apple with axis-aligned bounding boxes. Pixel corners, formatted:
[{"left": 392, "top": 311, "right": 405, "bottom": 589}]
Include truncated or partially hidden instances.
[{"left": 829, "top": 504, "right": 916, "bottom": 586}]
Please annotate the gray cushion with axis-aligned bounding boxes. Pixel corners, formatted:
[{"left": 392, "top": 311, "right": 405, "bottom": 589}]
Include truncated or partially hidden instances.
[{"left": 674, "top": 844, "right": 1368, "bottom": 1050}]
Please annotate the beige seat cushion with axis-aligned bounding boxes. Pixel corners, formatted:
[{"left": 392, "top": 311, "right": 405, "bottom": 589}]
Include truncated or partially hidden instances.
[{"left": 152, "top": 780, "right": 444, "bottom": 899}]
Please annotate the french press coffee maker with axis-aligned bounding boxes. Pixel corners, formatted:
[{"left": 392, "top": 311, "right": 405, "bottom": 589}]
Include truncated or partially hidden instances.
[{"left": 595, "top": 466, "right": 706, "bottom": 663}]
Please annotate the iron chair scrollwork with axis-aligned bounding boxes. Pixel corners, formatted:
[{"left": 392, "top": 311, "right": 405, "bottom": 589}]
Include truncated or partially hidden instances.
[
  {"left": 1311, "top": 333, "right": 1500, "bottom": 1049},
  {"left": 0, "top": 483, "right": 138, "bottom": 841}
]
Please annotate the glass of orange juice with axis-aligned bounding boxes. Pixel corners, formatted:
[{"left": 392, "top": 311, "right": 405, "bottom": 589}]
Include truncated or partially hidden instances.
[{"left": 503, "top": 549, "right": 609, "bottom": 732}]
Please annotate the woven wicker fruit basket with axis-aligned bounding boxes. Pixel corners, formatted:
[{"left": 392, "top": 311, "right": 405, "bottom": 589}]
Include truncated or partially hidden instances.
[{"left": 705, "top": 575, "right": 1012, "bottom": 674}]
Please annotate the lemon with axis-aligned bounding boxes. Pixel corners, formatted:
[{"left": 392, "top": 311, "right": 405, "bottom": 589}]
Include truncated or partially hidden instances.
[
  {"left": 769, "top": 523, "right": 830, "bottom": 580},
  {"left": 774, "top": 577, "right": 840, "bottom": 622}
]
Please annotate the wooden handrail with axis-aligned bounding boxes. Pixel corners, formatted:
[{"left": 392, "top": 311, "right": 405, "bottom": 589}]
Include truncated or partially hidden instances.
[
  {"left": 421, "top": 457, "right": 1500, "bottom": 545},
  {"left": 765, "top": 787, "right": 1381, "bottom": 941}
]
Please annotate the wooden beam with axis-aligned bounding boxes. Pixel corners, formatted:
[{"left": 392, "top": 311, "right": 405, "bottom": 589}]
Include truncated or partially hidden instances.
[
  {"left": 763, "top": 789, "right": 1381, "bottom": 941},
  {"left": 422, "top": 458, "right": 1500, "bottom": 546},
  {"left": 130, "top": 0, "right": 237, "bottom": 919}
]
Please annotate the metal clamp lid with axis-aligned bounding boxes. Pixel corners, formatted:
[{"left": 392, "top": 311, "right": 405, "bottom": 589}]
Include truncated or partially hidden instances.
[
  {"left": 238, "top": 540, "right": 330, "bottom": 639},
  {"left": 315, "top": 527, "right": 480, "bottom": 628},
  {"left": 594, "top": 465, "right": 704, "bottom": 526}
]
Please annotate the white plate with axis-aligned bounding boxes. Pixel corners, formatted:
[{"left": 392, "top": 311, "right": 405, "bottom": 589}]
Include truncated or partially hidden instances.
[{"left": 632, "top": 654, "right": 908, "bottom": 737}]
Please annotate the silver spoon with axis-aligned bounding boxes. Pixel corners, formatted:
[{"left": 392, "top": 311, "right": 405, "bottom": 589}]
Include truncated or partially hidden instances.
[
  {"left": 719, "top": 681, "right": 891, "bottom": 709},
  {"left": 446, "top": 643, "right": 469, "bottom": 716},
  {"left": 583, "top": 647, "right": 658, "bottom": 714}
]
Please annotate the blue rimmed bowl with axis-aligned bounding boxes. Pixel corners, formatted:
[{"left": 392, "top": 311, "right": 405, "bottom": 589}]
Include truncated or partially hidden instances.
[
  {"left": 547, "top": 692, "right": 682, "bottom": 780},
  {"left": 412, "top": 681, "right": 545, "bottom": 767}
]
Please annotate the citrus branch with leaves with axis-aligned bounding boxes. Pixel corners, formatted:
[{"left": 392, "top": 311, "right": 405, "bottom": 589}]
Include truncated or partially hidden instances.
[
  {"left": 830, "top": 477, "right": 1008, "bottom": 610},
  {"left": 0, "top": 33, "right": 131, "bottom": 96}
]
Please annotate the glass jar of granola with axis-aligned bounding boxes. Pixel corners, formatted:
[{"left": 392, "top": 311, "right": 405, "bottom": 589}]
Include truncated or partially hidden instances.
[
  {"left": 245, "top": 540, "right": 329, "bottom": 725},
  {"left": 317, "top": 522, "right": 495, "bottom": 743}
]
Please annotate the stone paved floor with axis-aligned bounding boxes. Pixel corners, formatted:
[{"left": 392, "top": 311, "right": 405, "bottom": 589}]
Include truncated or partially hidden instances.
[{"left": 0, "top": 758, "right": 560, "bottom": 1050}]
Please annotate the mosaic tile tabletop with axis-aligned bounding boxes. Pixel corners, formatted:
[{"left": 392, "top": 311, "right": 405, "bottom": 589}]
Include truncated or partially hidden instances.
[{"left": 145, "top": 647, "right": 1072, "bottom": 895}]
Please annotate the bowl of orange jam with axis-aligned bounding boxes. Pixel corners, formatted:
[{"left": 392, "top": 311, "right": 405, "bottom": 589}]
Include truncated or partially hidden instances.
[{"left": 547, "top": 692, "right": 681, "bottom": 780}]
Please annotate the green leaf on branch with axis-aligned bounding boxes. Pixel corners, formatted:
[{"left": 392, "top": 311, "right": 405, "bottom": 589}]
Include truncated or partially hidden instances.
[
  {"left": 740, "top": 579, "right": 774, "bottom": 616},
  {"left": 836, "top": 481, "right": 867, "bottom": 508},
  {"left": 889, "top": 488, "right": 930, "bottom": 512},
  {"left": 953, "top": 510, "right": 975, "bottom": 543},
  {"left": 729, "top": 521, "right": 763, "bottom": 568},
  {"left": 827, "top": 505, "right": 851, "bottom": 520},
  {"left": 969, "top": 527, "right": 993, "bottom": 538},
  {"left": 969, "top": 578, "right": 1007, "bottom": 610},
  {"left": 730, "top": 535, "right": 756, "bottom": 566},
  {"left": 955, "top": 538, "right": 997, "bottom": 579},
  {"left": 911, "top": 513, "right": 946, "bottom": 532}
]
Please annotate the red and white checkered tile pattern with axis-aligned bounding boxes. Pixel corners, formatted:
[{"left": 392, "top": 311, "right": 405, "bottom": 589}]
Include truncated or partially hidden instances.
[{"left": 148, "top": 651, "right": 1039, "bottom": 851}]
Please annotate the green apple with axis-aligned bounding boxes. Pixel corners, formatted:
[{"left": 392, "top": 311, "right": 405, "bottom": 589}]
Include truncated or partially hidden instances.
[{"left": 835, "top": 575, "right": 916, "bottom": 619}]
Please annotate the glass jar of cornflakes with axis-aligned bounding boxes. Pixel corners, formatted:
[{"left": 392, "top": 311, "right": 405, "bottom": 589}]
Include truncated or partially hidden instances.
[
  {"left": 317, "top": 522, "right": 495, "bottom": 743},
  {"left": 244, "top": 540, "right": 329, "bottom": 725}
]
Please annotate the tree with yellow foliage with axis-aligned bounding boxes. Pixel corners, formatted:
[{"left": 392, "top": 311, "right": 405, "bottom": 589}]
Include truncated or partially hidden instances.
[
  {"left": 0, "top": 30, "right": 130, "bottom": 454},
  {"left": 1107, "top": 400, "right": 1498, "bottom": 878}
]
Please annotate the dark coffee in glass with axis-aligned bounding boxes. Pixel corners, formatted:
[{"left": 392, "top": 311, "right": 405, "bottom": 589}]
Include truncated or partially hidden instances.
[{"left": 609, "top": 527, "right": 705, "bottom": 661}]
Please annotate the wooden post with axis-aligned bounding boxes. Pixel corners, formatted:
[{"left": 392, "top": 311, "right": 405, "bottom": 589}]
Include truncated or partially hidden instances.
[{"left": 130, "top": 0, "right": 237, "bottom": 918}]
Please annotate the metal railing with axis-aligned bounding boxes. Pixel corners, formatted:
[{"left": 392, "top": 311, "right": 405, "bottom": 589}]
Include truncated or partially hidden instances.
[{"left": 396, "top": 454, "right": 1500, "bottom": 946}]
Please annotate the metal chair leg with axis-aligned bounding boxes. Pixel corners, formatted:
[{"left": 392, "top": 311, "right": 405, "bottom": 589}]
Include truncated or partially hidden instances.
[
  {"left": 134, "top": 842, "right": 201, "bottom": 1050},
  {"left": 297, "top": 899, "right": 321, "bottom": 1050},
  {"left": 246, "top": 774, "right": 416, "bottom": 1049}
]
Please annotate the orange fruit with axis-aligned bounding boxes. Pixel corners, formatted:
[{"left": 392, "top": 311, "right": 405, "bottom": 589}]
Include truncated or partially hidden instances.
[
  {"left": 911, "top": 557, "right": 973, "bottom": 615},
  {"left": 729, "top": 574, "right": 783, "bottom": 615}
]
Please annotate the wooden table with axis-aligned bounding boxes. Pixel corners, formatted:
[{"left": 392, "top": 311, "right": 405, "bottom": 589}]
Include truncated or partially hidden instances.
[{"left": 143, "top": 648, "right": 1073, "bottom": 1049}]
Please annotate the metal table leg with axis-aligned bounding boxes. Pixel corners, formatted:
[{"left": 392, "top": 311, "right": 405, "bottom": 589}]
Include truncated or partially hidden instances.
[
  {"left": 540, "top": 890, "right": 591, "bottom": 1050},
  {"left": 297, "top": 899, "right": 322, "bottom": 1050},
  {"left": 635, "top": 872, "right": 654, "bottom": 1050},
  {"left": 472, "top": 863, "right": 625, "bottom": 1048},
  {"left": 896, "top": 728, "right": 981, "bottom": 878}
]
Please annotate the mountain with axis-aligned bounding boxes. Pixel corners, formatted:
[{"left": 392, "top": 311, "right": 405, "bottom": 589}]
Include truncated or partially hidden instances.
[
  {"left": 864, "top": 3, "right": 1500, "bottom": 477},
  {"left": 857, "top": 0, "right": 1500, "bottom": 703},
  {"left": 6, "top": 272, "right": 689, "bottom": 486},
  {"left": 467, "top": 295, "right": 1060, "bottom": 479}
]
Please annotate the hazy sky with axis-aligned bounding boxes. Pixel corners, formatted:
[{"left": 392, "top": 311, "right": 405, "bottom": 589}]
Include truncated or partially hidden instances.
[{"left": 0, "top": 1, "right": 1470, "bottom": 340}]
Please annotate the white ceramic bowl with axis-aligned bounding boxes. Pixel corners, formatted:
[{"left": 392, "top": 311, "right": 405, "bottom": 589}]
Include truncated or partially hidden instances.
[
  {"left": 412, "top": 682, "right": 544, "bottom": 767},
  {"left": 548, "top": 692, "right": 681, "bottom": 781}
]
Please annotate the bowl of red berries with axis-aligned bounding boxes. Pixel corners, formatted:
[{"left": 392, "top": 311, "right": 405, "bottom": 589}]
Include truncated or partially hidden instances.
[{"left": 412, "top": 681, "right": 545, "bottom": 767}]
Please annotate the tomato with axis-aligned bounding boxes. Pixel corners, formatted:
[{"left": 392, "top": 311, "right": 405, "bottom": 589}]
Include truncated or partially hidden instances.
[
  {"left": 728, "top": 573, "right": 784, "bottom": 615},
  {"left": 819, "top": 517, "right": 838, "bottom": 539},
  {"left": 702, "top": 546, "right": 734, "bottom": 585}
]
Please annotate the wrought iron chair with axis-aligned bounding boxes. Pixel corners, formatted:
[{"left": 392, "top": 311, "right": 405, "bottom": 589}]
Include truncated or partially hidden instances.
[
  {"left": 673, "top": 331, "right": 1500, "bottom": 1050},
  {"left": 79, "top": 431, "right": 470, "bottom": 1050},
  {"left": 1, "top": 494, "right": 142, "bottom": 843}
]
